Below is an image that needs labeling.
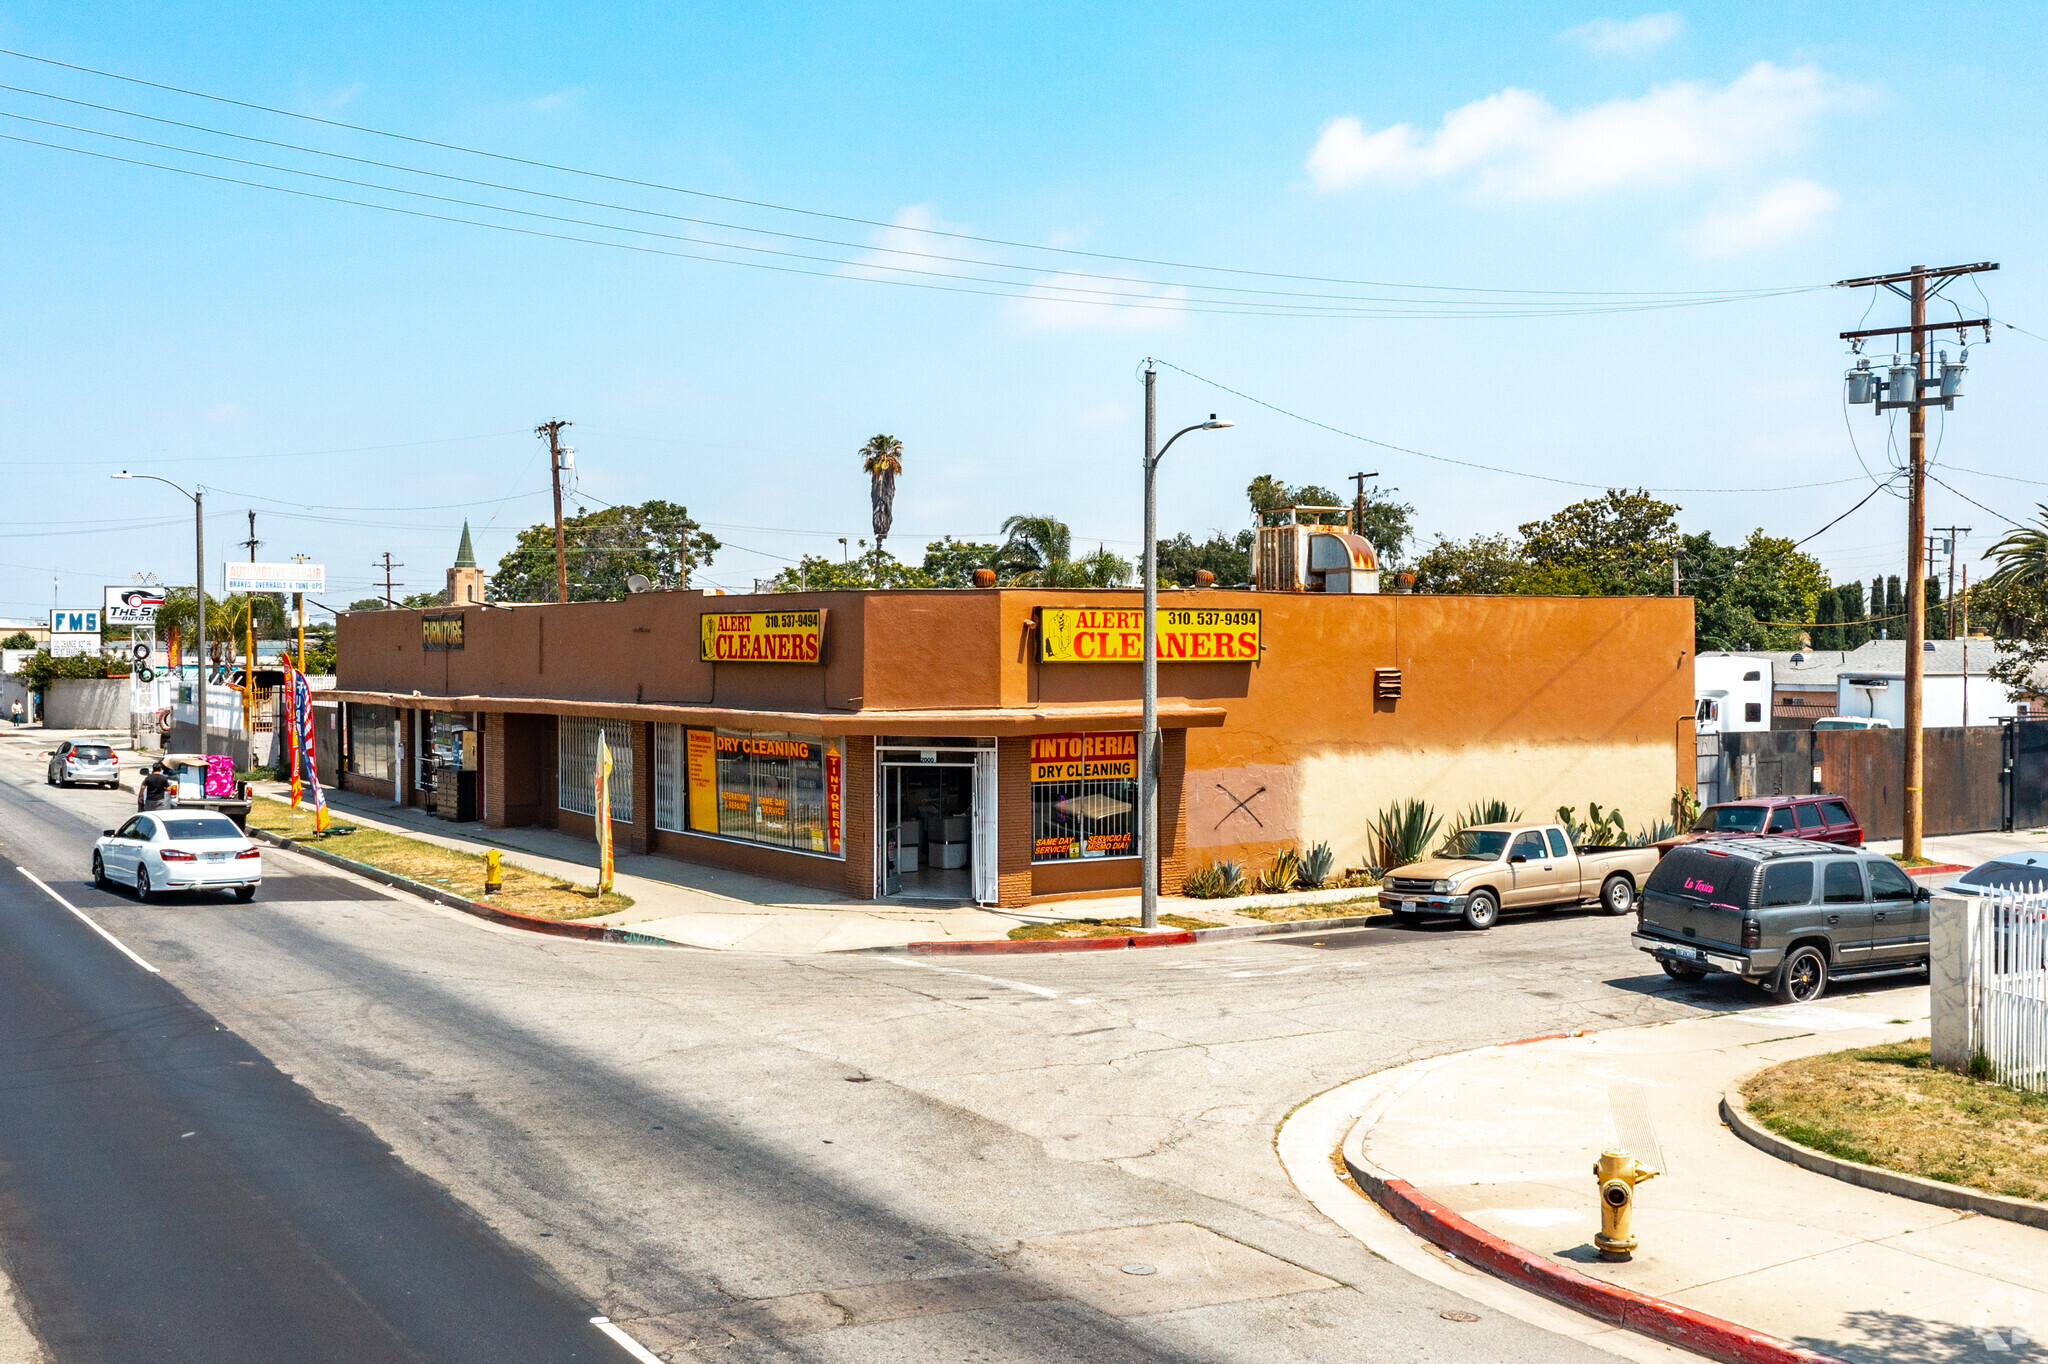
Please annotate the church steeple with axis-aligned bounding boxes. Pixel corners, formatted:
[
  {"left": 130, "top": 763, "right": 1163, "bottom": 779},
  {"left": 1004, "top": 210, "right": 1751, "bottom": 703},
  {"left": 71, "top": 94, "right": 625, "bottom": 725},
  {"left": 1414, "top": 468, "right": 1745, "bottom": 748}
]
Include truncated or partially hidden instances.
[{"left": 445, "top": 520, "right": 487, "bottom": 605}]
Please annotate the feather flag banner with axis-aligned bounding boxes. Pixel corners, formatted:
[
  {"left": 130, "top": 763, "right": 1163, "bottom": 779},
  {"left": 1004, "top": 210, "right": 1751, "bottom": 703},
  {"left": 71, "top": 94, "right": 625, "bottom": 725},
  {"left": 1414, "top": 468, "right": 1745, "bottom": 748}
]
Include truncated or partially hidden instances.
[{"left": 595, "top": 727, "right": 615, "bottom": 893}]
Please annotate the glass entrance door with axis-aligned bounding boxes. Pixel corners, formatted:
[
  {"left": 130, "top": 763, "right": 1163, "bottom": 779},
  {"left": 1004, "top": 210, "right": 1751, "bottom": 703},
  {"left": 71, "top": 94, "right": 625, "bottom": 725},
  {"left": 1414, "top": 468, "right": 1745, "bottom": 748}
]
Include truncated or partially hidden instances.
[
  {"left": 876, "top": 751, "right": 977, "bottom": 901},
  {"left": 882, "top": 766, "right": 903, "bottom": 895}
]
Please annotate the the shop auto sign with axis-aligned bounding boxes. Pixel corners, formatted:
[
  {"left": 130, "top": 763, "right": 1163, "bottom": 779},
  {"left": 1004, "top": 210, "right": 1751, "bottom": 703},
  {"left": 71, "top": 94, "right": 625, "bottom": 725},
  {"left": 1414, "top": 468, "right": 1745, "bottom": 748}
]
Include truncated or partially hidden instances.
[{"left": 104, "top": 584, "right": 168, "bottom": 625}]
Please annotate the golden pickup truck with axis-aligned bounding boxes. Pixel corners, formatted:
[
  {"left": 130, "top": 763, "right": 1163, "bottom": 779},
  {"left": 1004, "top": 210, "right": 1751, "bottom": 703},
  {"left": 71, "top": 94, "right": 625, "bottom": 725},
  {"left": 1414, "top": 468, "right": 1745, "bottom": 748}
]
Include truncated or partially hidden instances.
[{"left": 1376, "top": 822, "right": 1662, "bottom": 930}]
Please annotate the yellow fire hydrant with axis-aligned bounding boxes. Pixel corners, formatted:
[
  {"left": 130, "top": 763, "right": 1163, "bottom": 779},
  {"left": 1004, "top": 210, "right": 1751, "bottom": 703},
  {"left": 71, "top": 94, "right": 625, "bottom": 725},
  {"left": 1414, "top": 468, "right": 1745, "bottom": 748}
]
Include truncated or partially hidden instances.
[
  {"left": 1593, "top": 1149, "right": 1658, "bottom": 1260},
  {"left": 483, "top": 848, "right": 503, "bottom": 896}
]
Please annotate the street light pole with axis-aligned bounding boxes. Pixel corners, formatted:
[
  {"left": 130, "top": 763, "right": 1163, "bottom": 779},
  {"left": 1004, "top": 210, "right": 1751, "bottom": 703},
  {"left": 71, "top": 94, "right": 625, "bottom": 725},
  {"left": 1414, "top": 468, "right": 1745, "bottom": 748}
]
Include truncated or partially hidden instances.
[
  {"left": 1139, "top": 361, "right": 1232, "bottom": 930},
  {"left": 114, "top": 472, "right": 206, "bottom": 757}
]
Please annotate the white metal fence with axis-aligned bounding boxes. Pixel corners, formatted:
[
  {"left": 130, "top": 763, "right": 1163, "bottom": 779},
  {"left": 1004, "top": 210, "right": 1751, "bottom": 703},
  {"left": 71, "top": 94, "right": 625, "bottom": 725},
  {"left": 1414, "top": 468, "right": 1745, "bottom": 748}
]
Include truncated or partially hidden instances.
[{"left": 1961, "top": 888, "right": 2048, "bottom": 1094}]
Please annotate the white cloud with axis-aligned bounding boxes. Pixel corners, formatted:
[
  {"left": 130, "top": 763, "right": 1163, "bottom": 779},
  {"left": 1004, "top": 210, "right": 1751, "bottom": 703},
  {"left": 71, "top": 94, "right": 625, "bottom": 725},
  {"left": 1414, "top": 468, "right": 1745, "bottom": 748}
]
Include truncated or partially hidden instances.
[
  {"left": 1685, "top": 178, "right": 1837, "bottom": 256},
  {"left": 840, "top": 204, "right": 977, "bottom": 282},
  {"left": 1306, "top": 61, "right": 1839, "bottom": 199},
  {"left": 1560, "top": 12, "right": 1684, "bottom": 56},
  {"left": 1010, "top": 272, "right": 1187, "bottom": 332}
]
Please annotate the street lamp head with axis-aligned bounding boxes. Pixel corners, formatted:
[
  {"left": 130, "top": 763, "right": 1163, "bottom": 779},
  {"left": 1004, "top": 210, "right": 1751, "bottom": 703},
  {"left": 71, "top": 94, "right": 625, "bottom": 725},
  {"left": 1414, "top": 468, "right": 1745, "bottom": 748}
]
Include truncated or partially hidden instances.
[
  {"left": 1202, "top": 414, "right": 1234, "bottom": 429},
  {"left": 111, "top": 471, "right": 133, "bottom": 479}
]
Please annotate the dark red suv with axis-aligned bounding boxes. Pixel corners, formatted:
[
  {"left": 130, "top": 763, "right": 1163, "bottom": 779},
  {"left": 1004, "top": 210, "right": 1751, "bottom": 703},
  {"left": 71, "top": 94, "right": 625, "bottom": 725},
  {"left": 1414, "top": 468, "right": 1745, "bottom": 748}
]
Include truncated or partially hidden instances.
[{"left": 1682, "top": 795, "right": 1864, "bottom": 847}]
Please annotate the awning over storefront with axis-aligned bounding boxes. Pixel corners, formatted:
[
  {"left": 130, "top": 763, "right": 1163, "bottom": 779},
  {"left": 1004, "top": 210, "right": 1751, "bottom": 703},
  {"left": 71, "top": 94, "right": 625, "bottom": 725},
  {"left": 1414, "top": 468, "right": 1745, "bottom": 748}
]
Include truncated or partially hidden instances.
[{"left": 318, "top": 691, "right": 1228, "bottom": 735}]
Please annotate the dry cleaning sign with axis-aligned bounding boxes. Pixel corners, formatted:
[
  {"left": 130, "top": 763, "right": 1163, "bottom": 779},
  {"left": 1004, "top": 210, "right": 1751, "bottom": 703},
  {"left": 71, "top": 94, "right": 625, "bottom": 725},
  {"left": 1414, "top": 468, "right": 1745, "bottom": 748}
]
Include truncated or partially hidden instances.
[{"left": 698, "top": 610, "right": 826, "bottom": 663}]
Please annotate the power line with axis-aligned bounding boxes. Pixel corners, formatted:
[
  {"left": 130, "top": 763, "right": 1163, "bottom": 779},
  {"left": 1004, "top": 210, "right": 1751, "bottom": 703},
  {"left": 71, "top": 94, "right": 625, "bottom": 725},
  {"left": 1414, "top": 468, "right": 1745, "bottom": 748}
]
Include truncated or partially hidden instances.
[
  {"left": 1152, "top": 359, "right": 1874, "bottom": 494},
  {"left": 0, "top": 47, "right": 1827, "bottom": 302},
  {"left": 0, "top": 93, "right": 1820, "bottom": 316},
  {"left": 1925, "top": 470, "right": 2032, "bottom": 532},
  {"left": 0, "top": 428, "right": 525, "bottom": 469}
]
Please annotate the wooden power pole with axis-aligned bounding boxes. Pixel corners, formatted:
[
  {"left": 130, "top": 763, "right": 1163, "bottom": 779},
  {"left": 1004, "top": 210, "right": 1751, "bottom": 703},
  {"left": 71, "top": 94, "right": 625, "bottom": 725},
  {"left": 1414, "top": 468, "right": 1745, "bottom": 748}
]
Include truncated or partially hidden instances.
[
  {"left": 375, "top": 552, "right": 404, "bottom": 608},
  {"left": 537, "top": 419, "right": 573, "bottom": 603},
  {"left": 1836, "top": 261, "right": 1997, "bottom": 860}
]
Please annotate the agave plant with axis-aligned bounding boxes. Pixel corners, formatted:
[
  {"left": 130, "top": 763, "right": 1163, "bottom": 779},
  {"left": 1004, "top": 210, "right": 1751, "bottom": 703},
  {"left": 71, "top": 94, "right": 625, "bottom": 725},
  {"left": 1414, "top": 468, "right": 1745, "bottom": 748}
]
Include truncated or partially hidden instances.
[
  {"left": 1441, "top": 799, "right": 1521, "bottom": 849},
  {"left": 1632, "top": 819, "right": 1677, "bottom": 847},
  {"left": 1559, "top": 803, "right": 1628, "bottom": 847},
  {"left": 1255, "top": 847, "right": 1303, "bottom": 895},
  {"left": 1367, "top": 800, "right": 1442, "bottom": 874},
  {"left": 1212, "top": 859, "right": 1246, "bottom": 897},
  {"left": 1300, "top": 841, "right": 1336, "bottom": 889},
  {"left": 1181, "top": 864, "right": 1225, "bottom": 899}
]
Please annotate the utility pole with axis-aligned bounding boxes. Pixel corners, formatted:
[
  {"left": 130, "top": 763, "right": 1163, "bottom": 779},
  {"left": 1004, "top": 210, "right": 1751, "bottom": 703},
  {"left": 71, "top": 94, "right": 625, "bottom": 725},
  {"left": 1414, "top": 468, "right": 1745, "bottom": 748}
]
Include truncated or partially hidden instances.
[
  {"left": 376, "top": 552, "right": 405, "bottom": 608},
  {"left": 1837, "top": 260, "right": 1997, "bottom": 861},
  {"left": 537, "top": 419, "right": 573, "bottom": 604},
  {"left": 1673, "top": 556, "right": 1682, "bottom": 597},
  {"left": 241, "top": 511, "right": 260, "bottom": 736},
  {"left": 1932, "top": 526, "right": 1970, "bottom": 639},
  {"left": 1347, "top": 470, "right": 1379, "bottom": 538}
]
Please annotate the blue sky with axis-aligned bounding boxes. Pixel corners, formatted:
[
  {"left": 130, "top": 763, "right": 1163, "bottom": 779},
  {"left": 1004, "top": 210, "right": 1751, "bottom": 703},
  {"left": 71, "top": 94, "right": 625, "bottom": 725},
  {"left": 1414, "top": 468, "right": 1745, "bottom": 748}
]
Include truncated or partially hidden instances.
[{"left": 1, "top": 2, "right": 2041, "bottom": 619}]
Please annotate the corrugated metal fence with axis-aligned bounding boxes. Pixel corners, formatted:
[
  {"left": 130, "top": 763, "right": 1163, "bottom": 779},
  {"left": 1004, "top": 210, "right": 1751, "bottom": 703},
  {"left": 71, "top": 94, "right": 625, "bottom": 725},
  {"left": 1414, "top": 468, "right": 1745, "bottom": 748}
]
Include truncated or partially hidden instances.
[{"left": 1705, "top": 726, "right": 2014, "bottom": 839}]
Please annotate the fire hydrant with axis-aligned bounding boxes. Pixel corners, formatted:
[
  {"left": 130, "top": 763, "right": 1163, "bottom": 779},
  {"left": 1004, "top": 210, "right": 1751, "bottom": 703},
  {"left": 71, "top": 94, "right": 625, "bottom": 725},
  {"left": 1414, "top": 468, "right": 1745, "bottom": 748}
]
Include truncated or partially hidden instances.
[
  {"left": 1593, "top": 1149, "right": 1658, "bottom": 1260},
  {"left": 483, "top": 848, "right": 503, "bottom": 896}
]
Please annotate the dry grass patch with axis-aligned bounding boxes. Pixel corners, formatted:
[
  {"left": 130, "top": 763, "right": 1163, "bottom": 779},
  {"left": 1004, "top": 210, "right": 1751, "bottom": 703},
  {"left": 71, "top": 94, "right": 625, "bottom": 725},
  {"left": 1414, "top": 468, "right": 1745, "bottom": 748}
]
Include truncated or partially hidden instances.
[
  {"left": 1007, "top": 914, "right": 1220, "bottom": 941},
  {"left": 247, "top": 799, "right": 631, "bottom": 921},
  {"left": 1743, "top": 1039, "right": 2048, "bottom": 1203},
  {"left": 1236, "top": 894, "right": 1383, "bottom": 923}
]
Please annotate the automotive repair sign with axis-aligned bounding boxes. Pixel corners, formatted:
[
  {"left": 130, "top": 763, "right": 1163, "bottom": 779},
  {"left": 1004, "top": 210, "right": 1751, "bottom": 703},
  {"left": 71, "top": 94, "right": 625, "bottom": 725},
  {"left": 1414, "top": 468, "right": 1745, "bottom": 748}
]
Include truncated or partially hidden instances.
[
  {"left": 698, "top": 610, "right": 825, "bottom": 663},
  {"left": 104, "top": 585, "right": 168, "bottom": 626}
]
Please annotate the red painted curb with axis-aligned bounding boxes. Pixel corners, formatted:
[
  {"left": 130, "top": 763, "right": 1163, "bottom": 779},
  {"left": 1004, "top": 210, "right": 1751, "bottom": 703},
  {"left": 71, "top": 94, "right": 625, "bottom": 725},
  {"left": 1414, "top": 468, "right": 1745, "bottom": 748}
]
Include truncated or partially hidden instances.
[
  {"left": 1904, "top": 863, "right": 1968, "bottom": 877},
  {"left": 1497, "top": 1027, "right": 1595, "bottom": 1047},
  {"left": 908, "top": 929, "right": 1197, "bottom": 955},
  {"left": 1359, "top": 1175, "right": 1849, "bottom": 1364}
]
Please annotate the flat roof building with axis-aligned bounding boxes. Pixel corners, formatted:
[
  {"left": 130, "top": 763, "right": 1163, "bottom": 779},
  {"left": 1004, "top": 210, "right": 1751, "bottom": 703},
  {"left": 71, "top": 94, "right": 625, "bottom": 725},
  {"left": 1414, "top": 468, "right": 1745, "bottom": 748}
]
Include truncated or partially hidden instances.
[{"left": 330, "top": 588, "right": 1693, "bottom": 907}]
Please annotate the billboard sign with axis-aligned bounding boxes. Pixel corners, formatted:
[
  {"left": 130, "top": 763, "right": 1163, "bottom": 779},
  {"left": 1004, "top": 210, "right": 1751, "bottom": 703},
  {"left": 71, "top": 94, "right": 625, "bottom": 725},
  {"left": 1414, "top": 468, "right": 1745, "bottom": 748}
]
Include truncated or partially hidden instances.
[
  {"left": 104, "top": 584, "right": 167, "bottom": 625},
  {"left": 422, "top": 614, "right": 465, "bottom": 651},
  {"left": 49, "top": 633, "right": 99, "bottom": 658},
  {"left": 225, "top": 562, "right": 327, "bottom": 594},
  {"left": 1037, "top": 606, "right": 1262, "bottom": 662},
  {"left": 49, "top": 607, "right": 100, "bottom": 635},
  {"left": 697, "top": 610, "right": 825, "bottom": 663}
]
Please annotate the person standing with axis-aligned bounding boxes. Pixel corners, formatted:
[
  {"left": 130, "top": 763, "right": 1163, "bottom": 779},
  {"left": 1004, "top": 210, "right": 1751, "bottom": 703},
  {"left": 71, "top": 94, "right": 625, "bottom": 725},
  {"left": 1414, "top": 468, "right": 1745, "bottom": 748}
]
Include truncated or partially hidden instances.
[{"left": 139, "top": 762, "right": 171, "bottom": 812}]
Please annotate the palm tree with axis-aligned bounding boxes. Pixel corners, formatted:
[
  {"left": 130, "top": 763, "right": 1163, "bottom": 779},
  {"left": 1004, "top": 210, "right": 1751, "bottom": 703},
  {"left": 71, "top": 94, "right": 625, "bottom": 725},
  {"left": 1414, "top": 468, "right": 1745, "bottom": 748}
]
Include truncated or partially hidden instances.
[
  {"left": 860, "top": 435, "right": 904, "bottom": 552},
  {"left": 997, "top": 514, "right": 1071, "bottom": 583},
  {"left": 155, "top": 589, "right": 286, "bottom": 670},
  {"left": 1985, "top": 504, "right": 2048, "bottom": 589}
]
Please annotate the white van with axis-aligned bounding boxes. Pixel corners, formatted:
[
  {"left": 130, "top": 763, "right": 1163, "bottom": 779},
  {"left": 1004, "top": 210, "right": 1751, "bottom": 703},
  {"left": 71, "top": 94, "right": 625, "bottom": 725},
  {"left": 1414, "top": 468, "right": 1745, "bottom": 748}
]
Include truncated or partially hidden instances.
[{"left": 1694, "top": 653, "right": 1772, "bottom": 733}]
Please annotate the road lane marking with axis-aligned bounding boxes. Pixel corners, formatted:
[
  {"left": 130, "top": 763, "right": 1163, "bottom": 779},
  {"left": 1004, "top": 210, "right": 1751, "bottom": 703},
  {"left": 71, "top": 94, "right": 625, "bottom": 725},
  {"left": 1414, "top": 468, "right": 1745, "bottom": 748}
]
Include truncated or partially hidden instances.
[
  {"left": 590, "top": 1316, "right": 663, "bottom": 1363},
  {"left": 877, "top": 955, "right": 1059, "bottom": 998},
  {"left": 16, "top": 867, "right": 159, "bottom": 974}
]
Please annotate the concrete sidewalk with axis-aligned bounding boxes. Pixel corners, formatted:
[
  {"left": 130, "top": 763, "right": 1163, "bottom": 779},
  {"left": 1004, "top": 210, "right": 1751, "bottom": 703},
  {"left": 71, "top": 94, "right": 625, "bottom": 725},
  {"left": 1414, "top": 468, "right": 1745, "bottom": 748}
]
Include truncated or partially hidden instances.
[
  {"left": 242, "top": 781, "right": 1372, "bottom": 953},
  {"left": 1334, "top": 985, "right": 2043, "bottom": 1362}
]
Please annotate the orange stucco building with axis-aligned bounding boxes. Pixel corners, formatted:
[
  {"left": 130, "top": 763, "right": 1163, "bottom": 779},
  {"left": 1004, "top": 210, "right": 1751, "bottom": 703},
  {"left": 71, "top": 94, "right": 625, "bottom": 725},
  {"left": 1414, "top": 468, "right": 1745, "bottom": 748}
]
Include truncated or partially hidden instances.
[{"left": 329, "top": 588, "right": 1694, "bottom": 907}]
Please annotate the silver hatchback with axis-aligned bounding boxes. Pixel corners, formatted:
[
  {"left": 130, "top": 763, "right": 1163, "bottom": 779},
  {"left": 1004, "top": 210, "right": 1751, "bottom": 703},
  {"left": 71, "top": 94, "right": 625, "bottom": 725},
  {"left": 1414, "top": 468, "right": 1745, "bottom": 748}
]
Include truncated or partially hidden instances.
[{"left": 47, "top": 740, "right": 120, "bottom": 789}]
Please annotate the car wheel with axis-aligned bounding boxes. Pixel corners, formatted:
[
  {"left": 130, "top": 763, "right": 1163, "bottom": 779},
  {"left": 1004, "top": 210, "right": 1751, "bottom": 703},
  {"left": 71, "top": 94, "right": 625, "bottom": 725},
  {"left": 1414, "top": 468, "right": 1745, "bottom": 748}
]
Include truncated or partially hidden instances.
[
  {"left": 92, "top": 852, "right": 107, "bottom": 889},
  {"left": 44, "top": 767, "right": 53, "bottom": 785},
  {"left": 1599, "top": 875, "right": 1634, "bottom": 916},
  {"left": 233, "top": 886, "right": 256, "bottom": 903},
  {"left": 135, "top": 866, "right": 152, "bottom": 902},
  {"left": 1660, "top": 959, "right": 1704, "bottom": 981},
  {"left": 1461, "top": 890, "right": 1499, "bottom": 931},
  {"left": 1773, "top": 945, "right": 1827, "bottom": 1004}
]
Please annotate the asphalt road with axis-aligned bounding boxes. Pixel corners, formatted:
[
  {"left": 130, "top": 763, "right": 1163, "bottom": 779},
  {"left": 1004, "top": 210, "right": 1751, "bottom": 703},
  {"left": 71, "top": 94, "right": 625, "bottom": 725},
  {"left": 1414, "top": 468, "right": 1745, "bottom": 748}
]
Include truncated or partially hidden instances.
[{"left": 0, "top": 749, "right": 1767, "bottom": 1362}]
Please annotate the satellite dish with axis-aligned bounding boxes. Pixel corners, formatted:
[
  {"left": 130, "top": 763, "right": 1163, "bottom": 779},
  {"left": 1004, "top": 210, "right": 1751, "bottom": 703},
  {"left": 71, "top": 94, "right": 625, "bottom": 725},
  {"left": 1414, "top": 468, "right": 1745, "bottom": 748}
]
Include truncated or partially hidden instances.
[{"left": 626, "top": 573, "right": 653, "bottom": 594}]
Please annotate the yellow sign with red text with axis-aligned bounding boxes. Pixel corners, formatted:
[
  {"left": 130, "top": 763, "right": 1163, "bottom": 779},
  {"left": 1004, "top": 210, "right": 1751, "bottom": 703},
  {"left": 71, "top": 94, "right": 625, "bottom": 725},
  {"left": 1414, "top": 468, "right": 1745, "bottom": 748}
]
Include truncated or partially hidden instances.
[
  {"left": 1029, "top": 731, "right": 1136, "bottom": 783},
  {"left": 1037, "top": 606, "right": 1261, "bottom": 663},
  {"left": 699, "top": 610, "right": 825, "bottom": 664}
]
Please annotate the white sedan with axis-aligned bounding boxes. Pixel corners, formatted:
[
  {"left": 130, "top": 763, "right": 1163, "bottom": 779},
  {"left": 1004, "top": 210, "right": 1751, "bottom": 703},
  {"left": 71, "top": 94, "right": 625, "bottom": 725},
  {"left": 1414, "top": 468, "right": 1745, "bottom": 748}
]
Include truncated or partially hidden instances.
[{"left": 93, "top": 812, "right": 262, "bottom": 902}]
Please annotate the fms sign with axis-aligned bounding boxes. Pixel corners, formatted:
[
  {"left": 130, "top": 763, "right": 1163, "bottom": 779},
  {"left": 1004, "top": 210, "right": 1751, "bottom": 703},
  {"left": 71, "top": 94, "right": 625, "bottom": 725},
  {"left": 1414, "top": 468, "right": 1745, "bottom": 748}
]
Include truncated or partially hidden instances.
[{"left": 50, "top": 608, "right": 101, "bottom": 634}]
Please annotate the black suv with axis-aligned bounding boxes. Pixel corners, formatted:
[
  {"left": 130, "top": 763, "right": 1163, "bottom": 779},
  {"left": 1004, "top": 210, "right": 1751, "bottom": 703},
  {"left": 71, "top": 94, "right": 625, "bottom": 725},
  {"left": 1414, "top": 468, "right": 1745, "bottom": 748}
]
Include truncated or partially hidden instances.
[{"left": 1632, "top": 838, "right": 1930, "bottom": 1004}]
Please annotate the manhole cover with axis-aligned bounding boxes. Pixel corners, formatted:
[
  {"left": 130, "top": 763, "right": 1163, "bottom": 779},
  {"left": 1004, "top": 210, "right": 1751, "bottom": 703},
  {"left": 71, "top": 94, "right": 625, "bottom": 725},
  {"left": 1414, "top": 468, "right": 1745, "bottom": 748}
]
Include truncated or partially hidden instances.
[
  {"left": 1121, "top": 1264, "right": 1157, "bottom": 1276},
  {"left": 1440, "top": 1309, "right": 1480, "bottom": 1323}
]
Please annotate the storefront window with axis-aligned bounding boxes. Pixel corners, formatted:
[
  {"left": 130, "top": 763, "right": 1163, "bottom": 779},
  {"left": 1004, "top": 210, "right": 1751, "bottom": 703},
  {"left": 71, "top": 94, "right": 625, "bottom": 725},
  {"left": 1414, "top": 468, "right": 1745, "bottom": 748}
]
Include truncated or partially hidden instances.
[
  {"left": 655, "top": 724, "right": 842, "bottom": 858},
  {"left": 347, "top": 703, "right": 395, "bottom": 779},
  {"left": 558, "top": 717, "right": 633, "bottom": 822},
  {"left": 1030, "top": 731, "right": 1138, "bottom": 862}
]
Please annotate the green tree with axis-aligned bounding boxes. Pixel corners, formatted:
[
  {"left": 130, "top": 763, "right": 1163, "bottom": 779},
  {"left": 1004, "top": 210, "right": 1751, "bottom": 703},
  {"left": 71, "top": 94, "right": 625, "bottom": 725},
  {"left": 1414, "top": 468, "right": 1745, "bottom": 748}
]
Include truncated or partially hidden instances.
[
  {"left": 19, "top": 649, "right": 113, "bottom": 690},
  {"left": 1924, "top": 576, "right": 1948, "bottom": 641},
  {"left": 1409, "top": 533, "right": 1526, "bottom": 594},
  {"left": 154, "top": 588, "right": 286, "bottom": 666},
  {"left": 347, "top": 597, "right": 389, "bottom": 611},
  {"left": 1518, "top": 489, "right": 1683, "bottom": 596},
  {"left": 1156, "top": 530, "right": 1253, "bottom": 587},
  {"left": 918, "top": 537, "right": 1002, "bottom": 588},
  {"left": 401, "top": 590, "right": 444, "bottom": 609},
  {"left": 768, "top": 548, "right": 935, "bottom": 591},
  {"left": 996, "top": 514, "right": 1072, "bottom": 580},
  {"left": 1980, "top": 505, "right": 2048, "bottom": 691},
  {"left": 1811, "top": 587, "right": 1843, "bottom": 649},
  {"left": 1353, "top": 483, "right": 1416, "bottom": 566},
  {"left": 1837, "top": 581, "right": 1869, "bottom": 648},
  {"left": 1, "top": 631, "right": 33, "bottom": 649},
  {"left": 489, "top": 500, "right": 719, "bottom": 602}
]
